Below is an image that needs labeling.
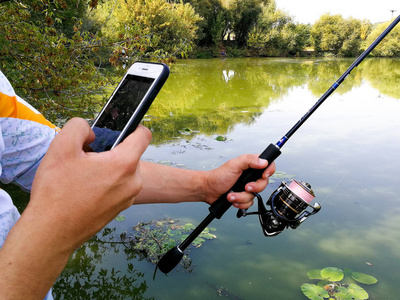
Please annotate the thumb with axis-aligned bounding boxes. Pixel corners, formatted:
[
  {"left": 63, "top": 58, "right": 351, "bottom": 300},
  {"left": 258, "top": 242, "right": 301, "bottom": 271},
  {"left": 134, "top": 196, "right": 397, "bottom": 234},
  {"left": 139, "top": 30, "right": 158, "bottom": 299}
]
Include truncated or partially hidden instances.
[
  {"left": 50, "top": 118, "right": 95, "bottom": 157},
  {"left": 111, "top": 125, "right": 152, "bottom": 162}
]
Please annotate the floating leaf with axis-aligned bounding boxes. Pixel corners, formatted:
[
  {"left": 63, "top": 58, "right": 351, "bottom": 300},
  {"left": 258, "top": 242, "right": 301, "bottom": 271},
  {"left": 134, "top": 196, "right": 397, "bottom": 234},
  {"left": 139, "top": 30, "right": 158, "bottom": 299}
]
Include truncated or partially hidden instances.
[
  {"left": 200, "top": 233, "right": 217, "bottom": 239},
  {"left": 307, "top": 269, "right": 324, "bottom": 280},
  {"left": 301, "top": 284, "right": 329, "bottom": 300},
  {"left": 183, "top": 223, "right": 195, "bottom": 231},
  {"left": 351, "top": 272, "right": 378, "bottom": 285},
  {"left": 192, "top": 237, "right": 205, "bottom": 247},
  {"left": 215, "top": 135, "right": 227, "bottom": 142},
  {"left": 335, "top": 286, "right": 350, "bottom": 299},
  {"left": 321, "top": 267, "right": 344, "bottom": 282},
  {"left": 115, "top": 215, "right": 125, "bottom": 222},
  {"left": 346, "top": 283, "right": 369, "bottom": 299}
]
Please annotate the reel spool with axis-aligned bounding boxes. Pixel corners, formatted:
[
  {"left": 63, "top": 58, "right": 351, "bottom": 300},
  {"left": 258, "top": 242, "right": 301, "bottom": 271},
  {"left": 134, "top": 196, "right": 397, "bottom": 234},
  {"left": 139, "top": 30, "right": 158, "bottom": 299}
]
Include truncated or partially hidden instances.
[{"left": 237, "top": 180, "right": 321, "bottom": 236}]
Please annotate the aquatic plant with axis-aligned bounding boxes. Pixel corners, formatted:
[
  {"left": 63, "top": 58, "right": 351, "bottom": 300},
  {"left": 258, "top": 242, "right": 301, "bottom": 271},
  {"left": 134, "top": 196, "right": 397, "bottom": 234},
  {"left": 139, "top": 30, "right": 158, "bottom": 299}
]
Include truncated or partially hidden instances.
[
  {"left": 122, "top": 218, "right": 217, "bottom": 270},
  {"left": 301, "top": 267, "right": 378, "bottom": 300}
]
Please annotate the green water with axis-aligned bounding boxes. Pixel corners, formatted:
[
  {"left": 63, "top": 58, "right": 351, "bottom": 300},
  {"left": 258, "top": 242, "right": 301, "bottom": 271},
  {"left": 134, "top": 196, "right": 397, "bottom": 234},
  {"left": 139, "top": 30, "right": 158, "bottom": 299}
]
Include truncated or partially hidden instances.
[{"left": 54, "top": 58, "right": 400, "bottom": 299}]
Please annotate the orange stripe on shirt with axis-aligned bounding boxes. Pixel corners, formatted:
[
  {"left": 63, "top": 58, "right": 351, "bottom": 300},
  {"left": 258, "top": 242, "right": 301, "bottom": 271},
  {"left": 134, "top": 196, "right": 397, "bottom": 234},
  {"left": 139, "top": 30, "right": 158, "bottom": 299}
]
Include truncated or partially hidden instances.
[{"left": 0, "top": 92, "right": 59, "bottom": 130}]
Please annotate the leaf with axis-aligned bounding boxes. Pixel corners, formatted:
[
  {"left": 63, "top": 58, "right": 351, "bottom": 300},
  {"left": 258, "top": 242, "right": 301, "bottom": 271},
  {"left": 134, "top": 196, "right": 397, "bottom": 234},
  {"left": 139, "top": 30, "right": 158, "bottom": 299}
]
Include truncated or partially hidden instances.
[
  {"left": 321, "top": 267, "right": 344, "bottom": 282},
  {"left": 115, "top": 215, "right": 125, "bottom": 222},
  {"left": 215, "top": 135, "right": 227, "bottom": 141},
  {"left": 307, "top": 269, "right": 324, "bottom": 280},
  {"left": 183, "top": 223, "right": 195, "bottom": 231},
  {"left": 301, "top": 284, "right": 329, "bottom": 300},
  {"left": 351, "top": 272, "right": 378, "bottom": 285},
  {"left": 346, "top": 283, "right": 369, "bottom": 299},
  {"left": 200, "top": 233, "right": 217, "bottom": 240}
]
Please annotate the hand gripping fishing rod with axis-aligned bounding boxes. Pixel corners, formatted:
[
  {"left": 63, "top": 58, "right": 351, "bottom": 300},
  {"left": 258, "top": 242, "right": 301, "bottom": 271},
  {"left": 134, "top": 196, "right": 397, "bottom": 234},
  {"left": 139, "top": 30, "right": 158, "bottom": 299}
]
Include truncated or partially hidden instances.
[{"left": 157, "top": 15, "right": 400, "bottom": 274}]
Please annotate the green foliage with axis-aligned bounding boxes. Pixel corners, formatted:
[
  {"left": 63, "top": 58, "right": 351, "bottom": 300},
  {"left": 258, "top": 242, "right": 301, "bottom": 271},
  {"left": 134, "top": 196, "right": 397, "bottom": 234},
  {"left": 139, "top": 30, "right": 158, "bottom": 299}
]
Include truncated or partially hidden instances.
[
  {"left": 301, "top": 266, "right": 378, "bottom": 300},
  {"left": 228, "top": 0, "right": 264, "bottom": 46},
  {"left": 90, "top": 0, "right": 202, "bottom": 64},
  {"left": 184, "top": 0, "right": 229, "bottom": 47},
  {"left": 365, "top": 19, "right": 400, "bottom": 57},
  {"left": 310, "top": 14, "right": 371, "bottom": 57},
  {"left": 0, "top": 0, "right": 113, "bottom": 124},
  {"left": 247, "top": 1, "right": 309, "bottom": 56}
]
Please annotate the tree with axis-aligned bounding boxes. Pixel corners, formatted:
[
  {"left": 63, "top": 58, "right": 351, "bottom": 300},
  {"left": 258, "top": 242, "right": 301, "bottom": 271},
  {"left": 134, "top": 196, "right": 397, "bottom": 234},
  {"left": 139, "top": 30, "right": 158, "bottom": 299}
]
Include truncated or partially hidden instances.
[
  {"left": 90, "top": 0, "right": 202, "bottom": 63},
  {"left": 247, "top": 0, "right": 308, "bottom": 56},
  {"left": 0, "top": 0, "right": 200, "bottom": 124},
  {"left": 228, "top": 0, "right": 266, "bottom": 46},
  {"left": 183, "top": 0, "right": 229, "bottom": 47},
  {"left": 0, "top": 0, "right": 110, "bottom": 123},
  {"left": 365, "top": 19, "right": 400, "bottom": 57},
  {"left": 311, "top": 14, "right": 370, "bottom": 56}
]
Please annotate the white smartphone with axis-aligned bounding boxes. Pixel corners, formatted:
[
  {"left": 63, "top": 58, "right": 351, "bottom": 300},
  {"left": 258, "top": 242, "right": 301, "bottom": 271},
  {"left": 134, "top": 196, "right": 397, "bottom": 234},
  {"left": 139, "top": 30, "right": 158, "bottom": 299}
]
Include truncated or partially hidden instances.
[{"left": 90, "top": 61, "right": 169, "bottom": 152}]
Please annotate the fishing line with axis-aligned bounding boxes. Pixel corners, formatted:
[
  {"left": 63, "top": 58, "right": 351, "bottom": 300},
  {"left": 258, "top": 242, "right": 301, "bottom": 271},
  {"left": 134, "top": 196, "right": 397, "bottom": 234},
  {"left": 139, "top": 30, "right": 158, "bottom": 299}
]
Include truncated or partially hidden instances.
[
  {"left": 156, "top": 15, "right": 400, "bottom": 275},
  {"left": 319, "top": 158, "right": 359, "bottom": 206}
]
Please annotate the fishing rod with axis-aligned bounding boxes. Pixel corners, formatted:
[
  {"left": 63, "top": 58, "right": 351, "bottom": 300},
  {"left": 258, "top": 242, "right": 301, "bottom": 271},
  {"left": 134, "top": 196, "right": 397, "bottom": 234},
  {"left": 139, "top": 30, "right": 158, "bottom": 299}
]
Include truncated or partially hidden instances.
[{"left": 157, "top": 15, "right": 400, "bottom": 274}]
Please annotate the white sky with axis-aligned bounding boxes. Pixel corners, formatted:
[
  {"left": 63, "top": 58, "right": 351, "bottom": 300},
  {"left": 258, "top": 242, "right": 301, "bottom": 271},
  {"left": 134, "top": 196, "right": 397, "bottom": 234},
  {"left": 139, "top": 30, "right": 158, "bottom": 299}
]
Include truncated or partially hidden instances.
[{"left": 275, "top": 0, "right": 400, "bottom": 24}]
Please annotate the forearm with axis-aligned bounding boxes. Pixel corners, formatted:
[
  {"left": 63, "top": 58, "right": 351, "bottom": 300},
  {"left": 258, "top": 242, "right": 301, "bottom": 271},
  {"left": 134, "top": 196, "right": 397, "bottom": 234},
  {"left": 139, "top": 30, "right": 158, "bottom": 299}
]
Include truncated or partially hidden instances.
[
  {"left": 0, "top": 207, "right": 73, "bottom": 299},
  {"left": 134, "top": 161, "right": 208, "bottom": 204}
]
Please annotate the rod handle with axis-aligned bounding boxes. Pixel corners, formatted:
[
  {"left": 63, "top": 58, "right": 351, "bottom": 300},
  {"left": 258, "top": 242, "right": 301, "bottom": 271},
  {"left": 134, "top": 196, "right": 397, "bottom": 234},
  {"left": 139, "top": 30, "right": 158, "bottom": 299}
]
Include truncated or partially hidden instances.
[{"left": 209, "top": 144, "right": 281, "bottom": 219}]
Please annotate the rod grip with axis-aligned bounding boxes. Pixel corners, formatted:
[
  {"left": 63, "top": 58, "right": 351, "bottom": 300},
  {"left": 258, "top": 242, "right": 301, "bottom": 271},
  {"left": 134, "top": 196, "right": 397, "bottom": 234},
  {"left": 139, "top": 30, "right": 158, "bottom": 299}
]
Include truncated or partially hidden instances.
[{"left": 209, "top": 144, "right": 281, "bottom": 219}]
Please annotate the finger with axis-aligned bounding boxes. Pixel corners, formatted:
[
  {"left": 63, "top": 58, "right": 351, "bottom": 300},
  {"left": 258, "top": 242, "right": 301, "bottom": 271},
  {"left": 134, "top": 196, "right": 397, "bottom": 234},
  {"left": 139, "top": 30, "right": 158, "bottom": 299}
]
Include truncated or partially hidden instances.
[
  {"left": 231, "top": 154, "right": 269, "bottom": 173},
  {"left": 111, "top": 125, "right": 152, "bottom": 162},
  {"left": 245, "top": 177, "right": 269, "bottom": 194},
  {"left": 50, "top": 118, "right": 94, "bottom": 157},
  {"left": 262, "top": 162, "right": 276, "bottom": 179},
  {"left": 227, "top": 192, "right": 255, "bottom": 209},
  {"left": 227, "top": 191, "right": 254, "bottom": 204}
]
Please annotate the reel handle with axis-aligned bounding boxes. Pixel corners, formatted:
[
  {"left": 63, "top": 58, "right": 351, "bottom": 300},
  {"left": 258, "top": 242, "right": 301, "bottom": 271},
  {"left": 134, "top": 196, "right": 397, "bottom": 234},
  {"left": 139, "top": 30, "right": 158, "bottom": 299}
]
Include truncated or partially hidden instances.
[{"left": 209, "top": 143, "right": 281, "bottom": 218}]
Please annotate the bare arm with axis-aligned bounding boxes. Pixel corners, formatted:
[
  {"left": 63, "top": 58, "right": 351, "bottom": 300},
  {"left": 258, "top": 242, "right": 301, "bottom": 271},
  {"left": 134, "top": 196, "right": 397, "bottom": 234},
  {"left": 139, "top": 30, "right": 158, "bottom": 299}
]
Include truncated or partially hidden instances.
[{"left": 135, "top": 155, "right": 276, "bottom": 209}]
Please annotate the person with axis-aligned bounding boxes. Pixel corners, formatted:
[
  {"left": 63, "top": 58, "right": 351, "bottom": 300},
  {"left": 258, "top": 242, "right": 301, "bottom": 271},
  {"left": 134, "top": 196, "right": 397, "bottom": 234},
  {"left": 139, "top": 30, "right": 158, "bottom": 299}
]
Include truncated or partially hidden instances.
[{"left": 0, "top": 70, "right": 276, "bottom": 299}]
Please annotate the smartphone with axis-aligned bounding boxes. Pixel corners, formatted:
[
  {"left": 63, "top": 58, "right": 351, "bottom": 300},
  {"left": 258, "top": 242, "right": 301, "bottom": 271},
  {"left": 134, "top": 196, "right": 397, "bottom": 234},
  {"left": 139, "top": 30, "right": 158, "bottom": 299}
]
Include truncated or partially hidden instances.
[{"left": 90, "top": 61, "right": 170, "bottom": 152}]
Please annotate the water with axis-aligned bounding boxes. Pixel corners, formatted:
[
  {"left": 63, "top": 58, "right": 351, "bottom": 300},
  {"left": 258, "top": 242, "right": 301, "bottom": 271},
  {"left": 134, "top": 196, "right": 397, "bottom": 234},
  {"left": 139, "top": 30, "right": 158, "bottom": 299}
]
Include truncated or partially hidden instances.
[{"left": 54, "top": 58, "right": 400, "bottom": 299}]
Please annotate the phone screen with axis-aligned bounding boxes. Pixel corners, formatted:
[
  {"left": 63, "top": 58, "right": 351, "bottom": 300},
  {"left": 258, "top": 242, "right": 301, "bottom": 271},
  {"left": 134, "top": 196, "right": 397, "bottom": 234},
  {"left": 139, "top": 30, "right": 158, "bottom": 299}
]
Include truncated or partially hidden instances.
[{"left": 90, "top": 74, "right": 155, "bottom": 152}]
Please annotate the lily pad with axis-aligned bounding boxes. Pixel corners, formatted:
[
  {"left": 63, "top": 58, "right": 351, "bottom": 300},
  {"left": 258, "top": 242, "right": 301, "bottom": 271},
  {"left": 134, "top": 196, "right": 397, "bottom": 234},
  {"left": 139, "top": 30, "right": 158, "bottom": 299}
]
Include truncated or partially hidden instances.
[
  {"left": 346, "top": 283, "right": 369, "bottom": 299},
  {"left": 307, "top": 269, "right": 324, "bottom": 280},
  {"left": 351, "top": 272, "right": 378, "bottom": 285},
  {"left": 301, "top": 283, "right": 329, "bottom": 300},
  {"left": 215, "top": 135, "right": 228, "bottom": 142},
  {"left": 321, "top": 267, "right": 344, "bottom": 282},
  {"left": 115, "top": 215, "right": 125, "bottom": 222},
  {"left": 183, "top": 223, "right": 195, "bottom": 231}
]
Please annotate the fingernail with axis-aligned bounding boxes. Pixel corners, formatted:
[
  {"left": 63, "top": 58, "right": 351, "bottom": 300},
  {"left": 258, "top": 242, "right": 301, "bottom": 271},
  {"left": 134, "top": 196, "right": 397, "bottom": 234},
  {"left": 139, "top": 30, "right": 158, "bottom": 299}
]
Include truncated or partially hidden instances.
[
  {"left": 229, "top": 195, "right": 236, "bottom": 202},
  {"left": 247, "top": 186, "right": 253, "bottom": 192},
  {"left": 259, "top": 158, "right": 268, "bottom": 165}
]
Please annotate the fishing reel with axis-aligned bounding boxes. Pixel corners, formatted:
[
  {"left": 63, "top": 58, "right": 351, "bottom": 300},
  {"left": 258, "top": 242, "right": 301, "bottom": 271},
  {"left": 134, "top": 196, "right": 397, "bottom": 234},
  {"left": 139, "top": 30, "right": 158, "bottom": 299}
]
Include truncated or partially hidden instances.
[{"left": 237, "top": 180, "right": 321, "bottom": 236}]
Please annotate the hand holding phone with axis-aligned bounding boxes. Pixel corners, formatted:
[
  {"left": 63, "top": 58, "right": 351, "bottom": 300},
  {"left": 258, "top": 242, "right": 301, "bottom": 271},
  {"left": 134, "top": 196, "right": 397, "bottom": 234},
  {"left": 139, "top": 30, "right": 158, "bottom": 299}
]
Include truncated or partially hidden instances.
[{"left": 90, "top": 61, "right": 169, "bottom": 152}]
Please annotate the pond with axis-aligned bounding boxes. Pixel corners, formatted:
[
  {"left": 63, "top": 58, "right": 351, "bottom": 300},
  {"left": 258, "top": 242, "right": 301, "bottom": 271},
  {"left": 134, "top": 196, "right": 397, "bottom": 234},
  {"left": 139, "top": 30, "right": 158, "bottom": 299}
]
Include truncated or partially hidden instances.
[{"left": 54, "top": 57, "right": 400, "bottom": 299}]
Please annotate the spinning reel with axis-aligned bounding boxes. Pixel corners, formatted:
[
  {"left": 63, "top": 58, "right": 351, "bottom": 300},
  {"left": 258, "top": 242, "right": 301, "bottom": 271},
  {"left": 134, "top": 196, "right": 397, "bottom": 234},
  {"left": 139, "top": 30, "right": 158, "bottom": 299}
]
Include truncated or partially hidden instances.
[{"left": 237, "top": 180, "right": 321, "bottom": 236}]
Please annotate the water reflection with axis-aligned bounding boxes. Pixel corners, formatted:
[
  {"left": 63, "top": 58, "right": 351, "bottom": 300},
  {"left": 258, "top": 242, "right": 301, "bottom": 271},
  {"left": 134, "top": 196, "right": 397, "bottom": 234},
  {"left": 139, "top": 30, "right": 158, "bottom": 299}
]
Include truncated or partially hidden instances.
[
  {"left": 145, "top": 58, "right": 400, "bottom": 145},
  {"left": 53, "top": 228, "right": 153, "bottom": 300}
]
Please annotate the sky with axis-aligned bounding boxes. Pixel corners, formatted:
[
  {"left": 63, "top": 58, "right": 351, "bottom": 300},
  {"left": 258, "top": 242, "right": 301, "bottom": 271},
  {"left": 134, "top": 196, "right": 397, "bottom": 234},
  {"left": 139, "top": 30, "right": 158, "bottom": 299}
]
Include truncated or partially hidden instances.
[{"left": 274, "top": 0, "right": 400, "bottom": 24}]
